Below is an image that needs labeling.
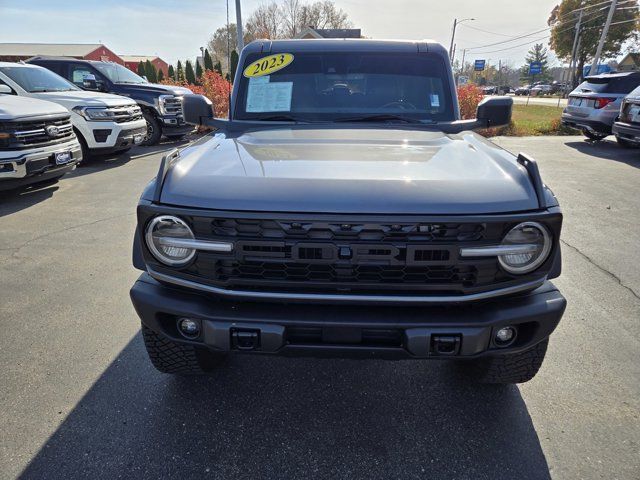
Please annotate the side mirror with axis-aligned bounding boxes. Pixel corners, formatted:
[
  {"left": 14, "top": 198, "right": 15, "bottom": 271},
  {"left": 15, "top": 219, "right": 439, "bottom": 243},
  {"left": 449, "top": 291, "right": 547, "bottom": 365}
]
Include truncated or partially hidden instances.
[
  {"left": 82, "top": 74, "right": 98, "bottom": 91},
  {"left": 476, "top": 96, "right": 512, "bottom": 128},
  {"left": 0, "top": 84, "right": 13, "bottom": 94},
  {"left": 183, "top": 94, "right": 214, "bottom": 125}
]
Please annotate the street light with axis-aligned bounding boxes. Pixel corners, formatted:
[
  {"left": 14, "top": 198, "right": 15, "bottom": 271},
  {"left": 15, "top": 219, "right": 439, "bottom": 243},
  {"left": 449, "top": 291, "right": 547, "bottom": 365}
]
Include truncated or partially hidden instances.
[{"left": 449, "top": 17, "right": 474, "bottom": 62}]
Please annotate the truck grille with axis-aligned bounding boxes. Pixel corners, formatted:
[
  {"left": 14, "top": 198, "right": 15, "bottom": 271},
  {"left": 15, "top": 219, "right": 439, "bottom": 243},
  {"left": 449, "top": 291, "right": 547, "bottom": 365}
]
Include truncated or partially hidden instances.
[
  {"left": 144, "top": 215, "right": 537, "bottom": 296},
  {"left": 109, "top": 105, "right": 143, "bottom": 123},
  {"left": 162, "top": 96, "right": 183, "bottom": 115},
  {"left": 0, "top": 115, "right": 74, "bottom": 149}
]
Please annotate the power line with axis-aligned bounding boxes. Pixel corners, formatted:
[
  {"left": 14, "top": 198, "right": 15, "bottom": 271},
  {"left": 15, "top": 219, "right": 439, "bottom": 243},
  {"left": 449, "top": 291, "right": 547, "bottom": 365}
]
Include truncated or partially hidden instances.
[
  {"left": 460, "top": 24, "right": 526, "bottom": 38},
  {"left": 469, "top": 35, "right": 551, "bottom": 55},
  {"left": 465, "top": 27, "right": 551, "bottom": 50}
]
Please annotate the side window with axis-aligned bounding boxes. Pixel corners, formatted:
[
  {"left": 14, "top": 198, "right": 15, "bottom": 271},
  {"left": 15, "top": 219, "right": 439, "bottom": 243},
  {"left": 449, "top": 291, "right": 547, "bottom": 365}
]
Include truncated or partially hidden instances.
[
  {"left": 0, "top": 78, "right": 16, "bottom": 95},
  {"left": 70, "top": 66, "right": 95, "bottom": 86}
]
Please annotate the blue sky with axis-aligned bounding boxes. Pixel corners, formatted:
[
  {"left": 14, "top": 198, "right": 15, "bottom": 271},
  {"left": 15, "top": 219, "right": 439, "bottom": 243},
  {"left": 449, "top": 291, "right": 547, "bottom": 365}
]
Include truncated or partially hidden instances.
[{"left": 0, "top": 0, "right": 565, "bottom": 66}]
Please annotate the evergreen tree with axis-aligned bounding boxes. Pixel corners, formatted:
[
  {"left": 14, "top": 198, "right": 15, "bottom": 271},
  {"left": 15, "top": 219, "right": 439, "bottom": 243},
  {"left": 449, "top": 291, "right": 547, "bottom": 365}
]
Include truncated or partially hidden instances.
[
  {"left": 196, "top": 60, "right": 203, "bottom": 81},
  {"left": 203, "top": 48, "right": 214, "bottom": 71},
  {"left": 520, "top": 43, "right": 551, "bottom": 82},
  {"left": 157, "top": 69, "right": 164, "bottom": 82},
  {"left": 176, "top": 60, "right": 184, "bottom": 81},
  {"left": 214, "top": 61, "right": 222, "bottom": 76},
  {"left": 145, "top": 60, "right": 158, "bottom": 83},
  {"left": 185, "top": 60, "right": 196, "bottom": 84},
  {"left": 137, "top": 61, "right": 146, "bottom": 78},
  {"left": 230, "top": 50, "right": 239, "bottom": 80},
  {"left": 168, "top": 64, "right": 175, "bottom": 80}
]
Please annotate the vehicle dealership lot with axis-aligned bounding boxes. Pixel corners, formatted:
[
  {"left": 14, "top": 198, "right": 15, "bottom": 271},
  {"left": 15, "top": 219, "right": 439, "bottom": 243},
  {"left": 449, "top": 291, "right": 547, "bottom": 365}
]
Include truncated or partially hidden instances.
[{"left": 0, "top": 136, "right": 638, "bottom": 479}]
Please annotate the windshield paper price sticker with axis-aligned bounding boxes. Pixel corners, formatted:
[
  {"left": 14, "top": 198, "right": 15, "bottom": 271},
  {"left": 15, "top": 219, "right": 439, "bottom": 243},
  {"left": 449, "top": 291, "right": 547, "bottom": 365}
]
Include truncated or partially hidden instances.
[{"left": 244, "top": 53, "right": 294, "bottom": 78}]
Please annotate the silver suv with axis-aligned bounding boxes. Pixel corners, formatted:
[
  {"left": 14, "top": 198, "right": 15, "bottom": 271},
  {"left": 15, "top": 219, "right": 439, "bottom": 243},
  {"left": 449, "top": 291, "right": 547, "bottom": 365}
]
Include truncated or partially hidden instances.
[{"left": 562, "top": 72, "right": 640, "bottom": 140}]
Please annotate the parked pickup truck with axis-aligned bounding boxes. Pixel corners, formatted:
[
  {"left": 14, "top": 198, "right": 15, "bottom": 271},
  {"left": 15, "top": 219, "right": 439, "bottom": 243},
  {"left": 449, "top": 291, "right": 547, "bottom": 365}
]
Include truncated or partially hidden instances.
[
  {"left": 0, "top": 92, "right": 81, "bottom": 190},
  {"left": 0, "top": 62, "right": 146, "bottom": 160},
  {"left": 28, "top": 57, "right": 194, "bottom": 146},
  {"left": 130, "top": 39, "right": 566, "bottom": 384}
]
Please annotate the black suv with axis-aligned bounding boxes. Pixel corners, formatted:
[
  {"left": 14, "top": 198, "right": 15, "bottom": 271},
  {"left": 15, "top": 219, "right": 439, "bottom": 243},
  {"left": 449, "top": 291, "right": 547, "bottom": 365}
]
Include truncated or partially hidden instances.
[
  {"left": 130, "top": 39, "right": 566, "bottom": 384},
  {"left": 28, "top": 57, "right": 193, "bottom": 145}
]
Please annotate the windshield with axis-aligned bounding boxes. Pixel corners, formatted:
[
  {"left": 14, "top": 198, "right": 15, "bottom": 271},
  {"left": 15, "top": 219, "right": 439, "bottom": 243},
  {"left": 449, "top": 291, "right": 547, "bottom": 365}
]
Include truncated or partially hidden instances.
[
  {"left": 235, "top": 52, "right": 454, "bottom": 122},
  {"left": 94, "top": 63, "right": 147, "bottom": 84},
  {"left": 576, "top": 76, "right": 640, "bottom": 95},
  {"left": 0, "top": 66, "right": 79, "bottom": 93}
]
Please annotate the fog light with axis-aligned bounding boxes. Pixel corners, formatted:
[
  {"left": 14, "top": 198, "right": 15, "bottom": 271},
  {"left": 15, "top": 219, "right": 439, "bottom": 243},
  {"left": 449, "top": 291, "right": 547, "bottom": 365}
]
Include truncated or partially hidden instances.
[
  {"left": 177, "top": 318, "right": 200, "bottom": 338},
  {"left": 495, "top": 326, "right": 517, "bottom": 346}
]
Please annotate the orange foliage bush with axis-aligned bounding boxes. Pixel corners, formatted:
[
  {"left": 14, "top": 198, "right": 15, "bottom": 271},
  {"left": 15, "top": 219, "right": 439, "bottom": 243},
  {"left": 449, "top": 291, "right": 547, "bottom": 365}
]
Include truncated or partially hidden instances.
[
  {"left": 456, "top": 84, "right": 484, "bottom": 120},
  {"left": 161, "top": 70, "right": 231, "bottom": 118}
]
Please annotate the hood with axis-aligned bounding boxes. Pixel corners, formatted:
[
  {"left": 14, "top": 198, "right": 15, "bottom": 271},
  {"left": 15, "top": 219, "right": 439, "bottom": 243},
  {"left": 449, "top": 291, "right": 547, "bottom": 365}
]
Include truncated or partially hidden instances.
[
  {"left": 114, "top": 82, "right": 192, "bottom": 96},
  {"left": 0, "top": 94, "right": 68, "bottom": 120},
  {"left": 31, "top": 90, "right": 137, "bottom": 109},
  {"left": 160, "top": 127, "right": 539, "bottom": 215}
]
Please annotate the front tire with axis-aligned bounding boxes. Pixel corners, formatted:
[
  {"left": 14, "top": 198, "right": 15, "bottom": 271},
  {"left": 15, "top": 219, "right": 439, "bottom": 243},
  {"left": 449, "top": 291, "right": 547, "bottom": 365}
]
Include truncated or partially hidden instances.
[
  {"left": 141, "top": 324, "right": 226, "bottom": 375},
  {"left": 583, "top": 130, "right": 608, "bottom": 141},
  {"left": 141, "top": 112, "right": 162, "bottom": 146},
  {"left": 461, "top": 339, "right": 549, "bottom": 384}
]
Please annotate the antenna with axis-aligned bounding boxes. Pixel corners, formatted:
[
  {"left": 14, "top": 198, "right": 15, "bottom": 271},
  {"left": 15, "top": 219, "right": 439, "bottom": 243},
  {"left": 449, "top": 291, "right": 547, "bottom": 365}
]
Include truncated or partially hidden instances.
[{"left": 226, "top": 0, "right": 232, "bottom": 119}]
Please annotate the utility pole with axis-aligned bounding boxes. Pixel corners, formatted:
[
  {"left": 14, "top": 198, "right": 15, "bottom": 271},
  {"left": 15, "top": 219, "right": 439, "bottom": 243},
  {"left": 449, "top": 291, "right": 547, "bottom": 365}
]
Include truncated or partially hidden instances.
[
  {"left": 589, "top": 0, "right": 617, "bottom": 75},
  {"left": 461, "top": 48, "right": 467, "bottom": 75},
  {"left": 569, "top": 8, "right": 583, "bottom": 89},
  {"left": 235, "top": 0, "right": 244, "bottom": 52},
  {"left": 449, "top": 18, "right": 474, "bottom": 62}
]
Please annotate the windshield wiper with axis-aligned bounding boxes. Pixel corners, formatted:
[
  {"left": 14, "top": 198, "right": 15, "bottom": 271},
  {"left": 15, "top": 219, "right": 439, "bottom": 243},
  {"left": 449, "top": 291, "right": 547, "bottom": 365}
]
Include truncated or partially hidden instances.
[
  {"left": 335, "top": 114, "right": 427, "bottom": 124},
  {"left": 255, "top": 115, "right": 308, "bottom": 123}
]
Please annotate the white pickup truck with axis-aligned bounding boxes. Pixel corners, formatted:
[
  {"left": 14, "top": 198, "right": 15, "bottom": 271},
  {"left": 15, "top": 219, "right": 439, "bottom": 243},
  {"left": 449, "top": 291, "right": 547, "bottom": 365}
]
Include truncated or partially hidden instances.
[
  {"left": 0, "top": 62, "right": 147, "bottom": 160},
  {"left": 0, "top": 93, "right": 82, "bottom": 190}
]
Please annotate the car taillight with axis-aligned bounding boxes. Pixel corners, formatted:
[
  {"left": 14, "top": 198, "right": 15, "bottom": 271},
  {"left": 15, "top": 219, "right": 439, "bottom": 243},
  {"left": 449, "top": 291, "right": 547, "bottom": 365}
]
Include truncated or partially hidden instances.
[{"left": 595, "top": 98, "right": 615, "bottom": 109}]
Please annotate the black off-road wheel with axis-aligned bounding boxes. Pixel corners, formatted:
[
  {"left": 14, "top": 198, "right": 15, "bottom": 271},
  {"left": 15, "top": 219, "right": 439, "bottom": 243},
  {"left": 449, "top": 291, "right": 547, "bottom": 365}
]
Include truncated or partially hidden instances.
[
  {"left": 141, "top": 112, "right": 162, "bottom": 146},
  {"left": 141, "top": 324, "right": 227, "bottom": 375},
  {"left": 461, "top": 339, "right": 549, "bottom": 384},
  {"left": 583, "top": 130, "right": 607, "bottom": 141}
]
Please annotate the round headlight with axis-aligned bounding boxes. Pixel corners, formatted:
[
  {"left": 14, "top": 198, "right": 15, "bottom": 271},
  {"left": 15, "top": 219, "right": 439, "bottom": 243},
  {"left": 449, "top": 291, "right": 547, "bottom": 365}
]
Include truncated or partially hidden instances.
[
  {"left": 145, "top": 215, "right": 196, "bottom": 266},
  {"left": 498, "top": 222, "right": 551, "bottom": 274}
]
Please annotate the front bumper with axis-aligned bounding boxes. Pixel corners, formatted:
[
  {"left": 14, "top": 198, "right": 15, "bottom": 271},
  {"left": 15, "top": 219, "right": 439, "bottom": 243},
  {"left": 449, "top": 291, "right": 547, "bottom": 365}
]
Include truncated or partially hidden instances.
[
  {"left": 160, "top": 115, "right": 194, "bottom": 136},
  {"left": 83, "top": 118, "right": 147, "bottom": 151},
  {"left": 0, "top": 138, "right": 81, "bottom": 188},
  {"left": 612, "top": 121, "right": 640, "bottom": 144},
  {"left": 130, "top": 273, "right": 567, "bottom": 359},
  {"left": 90, "top": 125, "right": 148, "bottom": 154}
]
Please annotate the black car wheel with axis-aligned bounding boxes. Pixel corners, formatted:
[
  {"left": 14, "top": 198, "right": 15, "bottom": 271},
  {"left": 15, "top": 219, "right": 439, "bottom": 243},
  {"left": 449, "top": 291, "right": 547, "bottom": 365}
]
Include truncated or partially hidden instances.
[
  {"left": 583, "top": 130, "right": 608, "bottom": 141},
  {"left": 141, "top": 112, "right": 162, "bottom": 146}
]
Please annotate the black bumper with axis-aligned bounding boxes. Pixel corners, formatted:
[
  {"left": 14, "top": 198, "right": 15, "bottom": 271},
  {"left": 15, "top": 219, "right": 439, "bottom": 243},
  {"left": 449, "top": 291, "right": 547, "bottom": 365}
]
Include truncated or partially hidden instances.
[
  {"left": 612, "top": 121, "right": 640, "bottom": 143},
  {"left": 561, "top": 115, "right": 611, "bottom": 134},
  {"left": 0, "top": 162, "right": 76, "bottom": 191},
  {"left": 130, "top": 274, "right": 567, "bottom": 360},
  {"left": 91, "top": 126, "right": 147, "bottom": 154},
  {"left": 160, "top": 116, "right": 194, "bottom": 136}
]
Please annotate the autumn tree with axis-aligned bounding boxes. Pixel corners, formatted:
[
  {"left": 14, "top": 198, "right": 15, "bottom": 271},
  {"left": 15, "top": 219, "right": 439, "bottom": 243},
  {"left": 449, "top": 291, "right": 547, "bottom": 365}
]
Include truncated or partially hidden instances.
[{"left": 549, "top": 0, "right": 639, "bottom": 83}]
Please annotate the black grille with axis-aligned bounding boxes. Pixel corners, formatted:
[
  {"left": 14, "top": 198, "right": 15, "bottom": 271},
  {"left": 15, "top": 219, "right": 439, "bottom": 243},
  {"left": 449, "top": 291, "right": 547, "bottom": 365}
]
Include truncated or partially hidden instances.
[{"left": 0, "top": 116, "right": 74, "bottom": 149}]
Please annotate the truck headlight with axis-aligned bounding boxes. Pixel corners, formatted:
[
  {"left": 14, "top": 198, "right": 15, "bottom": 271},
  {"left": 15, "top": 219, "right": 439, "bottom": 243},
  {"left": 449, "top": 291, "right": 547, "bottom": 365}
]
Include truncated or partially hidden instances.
[
  {"left": 72, "top": 106, "right": 115, "bottom": 121},
  {"left": 498, "top": 222, "right": 551, "bottom": 274},
  {"left": 145, "top": 215, "right": 196, "bottom": 266}
]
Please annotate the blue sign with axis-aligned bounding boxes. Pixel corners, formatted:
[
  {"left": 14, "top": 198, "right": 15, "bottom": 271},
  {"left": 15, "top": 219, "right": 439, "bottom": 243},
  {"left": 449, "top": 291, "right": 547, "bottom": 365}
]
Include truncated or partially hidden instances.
[
  {"left": 474, "top": 59, "right": 485, "bottom": 71},
  {"left": 529, "top": 62, "right": 542, "bottom": 75}
]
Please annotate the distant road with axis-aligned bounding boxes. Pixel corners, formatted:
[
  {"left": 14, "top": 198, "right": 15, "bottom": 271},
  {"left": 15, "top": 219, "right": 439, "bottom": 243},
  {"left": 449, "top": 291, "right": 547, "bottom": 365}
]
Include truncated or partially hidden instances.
[{"left": 511, "top": 95, "right": 568, "bottom": 108}]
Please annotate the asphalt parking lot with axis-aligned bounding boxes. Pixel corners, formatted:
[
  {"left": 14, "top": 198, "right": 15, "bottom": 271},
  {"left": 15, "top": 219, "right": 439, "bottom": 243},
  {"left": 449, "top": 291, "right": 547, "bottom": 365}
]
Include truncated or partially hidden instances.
[{"left": 0, "top": 135, "right": 638, "bottom": 480}]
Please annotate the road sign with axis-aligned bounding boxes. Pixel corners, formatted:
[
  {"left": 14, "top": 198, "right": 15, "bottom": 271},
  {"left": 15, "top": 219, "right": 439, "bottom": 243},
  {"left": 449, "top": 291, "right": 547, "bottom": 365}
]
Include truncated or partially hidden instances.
[
  {"left": 474, "top": 60, "right": 485, "bottom": 71},
  {"left": 457, "top": 75, "right": 469, "bottom": 85},
  {"left": 529, "top": 62, "right": 542, "bottom": 75}
]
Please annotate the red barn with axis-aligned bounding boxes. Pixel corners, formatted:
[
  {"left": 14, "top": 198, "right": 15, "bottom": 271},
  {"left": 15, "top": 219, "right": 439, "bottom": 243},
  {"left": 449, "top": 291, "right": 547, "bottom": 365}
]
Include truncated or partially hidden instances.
[
  {"left": 121, "top": 55, "right": 169, "bottom": 78},
  {"left": 0, "top": 43, "right": 124, "bottom": 64}
]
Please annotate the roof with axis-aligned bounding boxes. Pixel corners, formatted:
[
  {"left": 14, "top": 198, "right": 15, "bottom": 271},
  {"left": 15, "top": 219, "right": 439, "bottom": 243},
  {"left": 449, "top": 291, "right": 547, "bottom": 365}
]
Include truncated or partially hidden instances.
[
  {"left": 244, "top": 38, "right": 447, "bottom": 56},
  {"left": 586, "top": 71, "right": 640, "bottom": 80},
  {"left": 120, "top": 55, "right": 160, "bottom": 63},
  {"left": 619, "top": 53, "right": 640, "bottom": 64},
  {"left": 0, "top": 43, "right": 103, "bottom": 57}
]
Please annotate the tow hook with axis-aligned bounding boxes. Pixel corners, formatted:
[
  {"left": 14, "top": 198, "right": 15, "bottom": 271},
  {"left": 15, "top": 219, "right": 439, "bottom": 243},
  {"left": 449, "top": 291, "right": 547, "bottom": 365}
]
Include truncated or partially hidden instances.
[
  {"left": 431, "top": 335, "right": 461, "bottom": 356},
  {"left": 231, "top": 329, "right": 261, "bottom": 351}
]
